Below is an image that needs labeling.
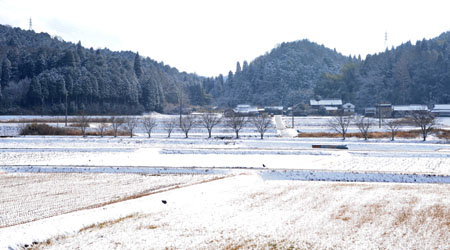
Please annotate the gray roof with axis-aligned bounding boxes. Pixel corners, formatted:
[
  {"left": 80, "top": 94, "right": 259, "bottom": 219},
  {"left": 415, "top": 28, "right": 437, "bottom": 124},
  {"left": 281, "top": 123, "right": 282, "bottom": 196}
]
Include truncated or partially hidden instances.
[
  {"left": 310, "top": 99, "right": 342, "bottom": 106},
  {"left": 433, "top": 104, "right": 450, "bottom": 110},
  {"left": 392, "top": 105, "right": 428, "bottom": 111}
]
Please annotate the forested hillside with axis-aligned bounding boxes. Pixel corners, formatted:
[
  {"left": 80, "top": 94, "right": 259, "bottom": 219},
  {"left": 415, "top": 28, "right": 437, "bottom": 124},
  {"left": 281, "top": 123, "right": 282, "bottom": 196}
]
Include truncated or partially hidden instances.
[
  {"left": 0, "top": 24, "right": 211, "bottom": 115},
  {"left": 2, "top": 23, "right": 450, "bottom": 114},
  {"left": 315, "top": 32, "right": 450, "bottom": 109},
  {"left": 213, "top": 40, "right": 353, "bottom": 107}
]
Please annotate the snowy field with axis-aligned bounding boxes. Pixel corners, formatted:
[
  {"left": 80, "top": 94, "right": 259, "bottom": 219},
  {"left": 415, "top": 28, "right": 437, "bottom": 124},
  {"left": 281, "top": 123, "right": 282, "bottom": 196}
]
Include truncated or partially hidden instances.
[
  {"left": 0, "top": 115, "right": 449, "bottom": 249},
  {"left": 1, "top": 174, "right": 449, "bottom": 249}
]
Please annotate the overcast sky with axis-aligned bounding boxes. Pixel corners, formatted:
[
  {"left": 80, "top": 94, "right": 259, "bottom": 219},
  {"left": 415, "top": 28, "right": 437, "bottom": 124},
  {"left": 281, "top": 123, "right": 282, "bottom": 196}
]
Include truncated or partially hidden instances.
[{"left": 1, "top": 0, "right": 449, "bottom": 77}]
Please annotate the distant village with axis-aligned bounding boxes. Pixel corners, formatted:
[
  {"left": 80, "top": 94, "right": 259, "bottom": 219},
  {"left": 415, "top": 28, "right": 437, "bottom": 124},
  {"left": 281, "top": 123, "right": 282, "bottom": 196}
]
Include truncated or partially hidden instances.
[{"left": 227, "top": 99, "right": 450, "bottom": 118}]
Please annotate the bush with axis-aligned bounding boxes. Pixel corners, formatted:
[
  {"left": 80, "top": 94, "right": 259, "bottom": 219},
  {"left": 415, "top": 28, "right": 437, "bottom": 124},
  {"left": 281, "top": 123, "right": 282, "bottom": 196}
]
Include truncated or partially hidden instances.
[
  {"left": 19, "top": 123, "right": 130, "bottom": 136},
  {"left": 20, "top": 123, "right": 78, "bottom": 136}
]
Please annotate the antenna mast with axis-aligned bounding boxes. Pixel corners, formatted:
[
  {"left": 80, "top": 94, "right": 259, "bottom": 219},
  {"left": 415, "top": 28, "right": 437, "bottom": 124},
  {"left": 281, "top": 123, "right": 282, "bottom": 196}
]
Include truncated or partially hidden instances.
[
  {"left": 384, "top": 31, "right": 388, "bottom": 50},
  {"left": 29, "top": 17, "right": 33, "bottom": 31}
]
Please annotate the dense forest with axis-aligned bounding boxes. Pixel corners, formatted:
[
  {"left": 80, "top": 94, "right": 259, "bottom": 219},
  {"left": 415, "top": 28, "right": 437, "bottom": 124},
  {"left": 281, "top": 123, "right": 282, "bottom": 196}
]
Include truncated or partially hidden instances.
[
  {"left": 2, "top": 23, "right": 450, "bottom": 115},
  {"left": 214, "top": 40, "right": 353, "bottom": 107},
  {"left": 314, "top": 32, "right": 450, "bottom": 110},
  {"left": 0, "top": 24, "right": 212, "bottom": 115}
]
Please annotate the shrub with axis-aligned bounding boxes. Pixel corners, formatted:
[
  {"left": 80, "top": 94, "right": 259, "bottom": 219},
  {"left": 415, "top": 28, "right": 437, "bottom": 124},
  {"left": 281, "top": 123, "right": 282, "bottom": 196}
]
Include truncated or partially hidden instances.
[{"left": 20, "top": 123, "right": 78, "bottom": 136}]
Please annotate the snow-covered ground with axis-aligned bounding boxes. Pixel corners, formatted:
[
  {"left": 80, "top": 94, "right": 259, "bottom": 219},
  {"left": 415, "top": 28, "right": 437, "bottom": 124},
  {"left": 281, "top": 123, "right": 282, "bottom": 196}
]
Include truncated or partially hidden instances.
[
  {"left": 1, "top": 135, "right": 450, "bottom": 175},
  {"left": 0, "top": 115, "right": 449, "bottom": 249},
  {"left": 0, "top": 172, "right": 226, "bottom": 228},
  {"left": 1, "top": 174, "right": 449, "bottom": 249}
]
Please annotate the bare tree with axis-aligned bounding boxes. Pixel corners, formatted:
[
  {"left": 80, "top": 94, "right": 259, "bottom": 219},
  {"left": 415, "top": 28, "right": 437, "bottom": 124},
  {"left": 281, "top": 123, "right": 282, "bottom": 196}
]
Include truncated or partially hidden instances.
[
  {"left": 78, "top": 113, "right": 90, "bottom": 137},
  {"left": 110, "top": 116, "right": 125, "bottom": 137},
  {"left": 251, "top": 114, "right": 272, "bottom": 139},
  {"left": 410, "top": 111, "right": 436, "bottom": 141},
  {"left": 328, "top": 113, "right": 352, "bottom": 140},
  {"left": 384, "top": 119, "right": 402, "bottom": 141},
  {"left": 200, "top": 113, "right": 222, "bottom": 138},
  {"left": 180, "top": 115, "right": 197, "bottom": 138},
  {"left": 226, "top": 113, "right": 247, "bottom": 139},
  {"left": 164, "top": 118, "right": 178, "bottom": 138},
  {"left": 354, "top": 116, "right": 372, "bottom": 140},
  {"left": 142, "top": 116, "right": 158, "bottom": 138},
  {"left": 96, "top": 118, "right": 109, "bottom": 137},
  {"left": 125, "top": 117, "right": 139, "bottom": 138}
]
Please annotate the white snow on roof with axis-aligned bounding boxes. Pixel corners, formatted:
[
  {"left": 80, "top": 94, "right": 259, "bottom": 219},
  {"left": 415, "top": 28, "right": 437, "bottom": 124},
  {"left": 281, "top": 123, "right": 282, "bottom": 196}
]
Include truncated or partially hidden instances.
[
  {"left": 433, "top": 104, "right": 450, "bottom": 110},
  {"left": 342, "top": 103, "right": 355, "bottom": 108},
  {"left": 310, "top": 99, "right": 342, "bottom": 106},
  {"left": 264, "top": 106, "right": 284, "bottom": 110},
  {"left": 392, "top": 105, "right": 428, "bottom": 111},
  {"left": 234, "top": 104, "right": 258, "bottom": 113}
]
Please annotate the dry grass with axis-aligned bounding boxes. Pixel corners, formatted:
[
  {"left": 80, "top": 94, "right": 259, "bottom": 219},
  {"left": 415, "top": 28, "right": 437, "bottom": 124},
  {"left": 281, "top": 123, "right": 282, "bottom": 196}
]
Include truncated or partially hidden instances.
[
  {"left": 79, "top": 214, "right": 138, "bottom": 233},
  {"left": 19, "top": 123, "right": 130, "bottom": 136},
  {"left": 2, "top": 117, "right": 110, "bottom": 124},
  {"left": 434, "top": 129, "right": 450, "bottom": 140},
  {"left": 298, "top": 130, "right": 422, "bottom": 139}
]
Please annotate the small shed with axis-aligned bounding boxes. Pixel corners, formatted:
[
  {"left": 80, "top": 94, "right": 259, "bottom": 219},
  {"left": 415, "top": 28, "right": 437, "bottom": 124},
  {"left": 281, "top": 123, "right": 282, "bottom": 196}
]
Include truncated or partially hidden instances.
[
  {"left": 364, "top": 107, "right": 376, "bottom": 117},
  {"left": 342, "top": 103, "right": 355, "bottom": 113}
]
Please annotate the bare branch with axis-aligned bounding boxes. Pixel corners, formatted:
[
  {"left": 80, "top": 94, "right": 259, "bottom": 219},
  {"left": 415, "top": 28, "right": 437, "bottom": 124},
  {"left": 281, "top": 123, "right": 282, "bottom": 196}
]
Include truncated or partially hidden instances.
[
  {"left": 109, "top": 116, "right": 125, "bottom": 137},
  {"left": 384, "top": 119, "right": 402, "bottom": 141},
  {"left": 142, "top": 116, "right": 158, "bottom": 138},
  {"left": 200, "top": 113, "right": 222, "bottom": 138},
  {"left": 354, "top": 116, "right": 372, "bottom": 140},
  {"left": 226, "top": 113, "right": 247, "bottom": 139},
  {"left": 125, "top": 117, "right": 139, "bottom": 138},
  {"left": 328, "top": 114, "right": 352, "bottom": 140},
  {"left": 164, "top": 118, "right": 178, "bottom": 138},
  {"left": 251, "top": 114, "right": 272, "bottom": 139},
  {"left": 96, "top": 119, "right": 109, "bottom": 137},
  {"left": 77, "top": 113, "right": 90, "bottom": 138},
  {"left": 179, "top": 115, "right": 197, "bottom": 138},
  {"left": 409, "top": 111, "right": 436, "bottom": 141}
]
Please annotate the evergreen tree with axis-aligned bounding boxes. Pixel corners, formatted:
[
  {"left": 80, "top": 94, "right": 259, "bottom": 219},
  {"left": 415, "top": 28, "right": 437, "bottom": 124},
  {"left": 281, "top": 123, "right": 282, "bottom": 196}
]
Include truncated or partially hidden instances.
[
  {"left": 27, "top": 77, "right": 43, "bottom": 106},
  {"left": 1, "top": 58, "right": 12, "bottom": 90},
  {"left": 236, "top": 61, "right": 241, "bottom": 74},
  {"left": 134, "top": 52, "right": 142, "bottom": 78}
]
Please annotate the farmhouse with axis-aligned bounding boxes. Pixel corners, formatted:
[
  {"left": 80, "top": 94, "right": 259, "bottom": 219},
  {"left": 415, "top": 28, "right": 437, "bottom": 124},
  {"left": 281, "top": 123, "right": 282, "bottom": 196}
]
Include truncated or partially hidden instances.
[
  {"left": 431, "top": 104, "right": 450, "bottom": 117},
  {"left": 364, "top": 107, "right": 376, "bottom": 117},
  {"left": 309, "top": 99, "right": 343, "bottom": 115},
  {"left": 264, "top": 106, "right": 284, "bottom": 115},
  {"left": 233, "top": 104, "right": 259, "bottom": 115},
  {"left": 310, "top": 99, "right": 343, "bottom": 109},
  {"left": 392, "top": 105, "right": 429, "bottom": 117},
  {"left": 342, "top": 103, "right": 355, "bottom": 114}
]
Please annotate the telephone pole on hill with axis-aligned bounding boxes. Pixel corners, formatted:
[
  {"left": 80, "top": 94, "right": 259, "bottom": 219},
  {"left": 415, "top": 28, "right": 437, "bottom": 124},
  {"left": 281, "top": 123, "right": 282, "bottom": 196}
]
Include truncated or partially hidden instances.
[{"left": 29, "top": 17, "right": 33, "bottom": 31}]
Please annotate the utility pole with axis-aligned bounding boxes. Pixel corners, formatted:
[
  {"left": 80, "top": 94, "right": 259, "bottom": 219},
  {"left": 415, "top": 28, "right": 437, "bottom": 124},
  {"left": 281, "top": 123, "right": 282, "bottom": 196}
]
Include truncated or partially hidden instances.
[
  {"left": 29, "top": 17, "right": 32, "bottom": 31},
  {"left": 65, "top": 93, "right": 68, "bottom": 126},
  {"left": 179, "top": 88, "right": 183, "bottom": 126},
  {"left": 291, "top": 96, "right": 295, "bottom": 128}
]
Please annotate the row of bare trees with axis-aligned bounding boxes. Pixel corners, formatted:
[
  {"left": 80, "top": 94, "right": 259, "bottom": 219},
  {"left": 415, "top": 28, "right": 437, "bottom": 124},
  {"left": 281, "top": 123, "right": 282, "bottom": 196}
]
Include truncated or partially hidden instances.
[
  {"left": 75, "top": 113, "right": 274, "bottom": 139},
  {"left": 328, "top": 111, "right": 436, "bottom": 141}
]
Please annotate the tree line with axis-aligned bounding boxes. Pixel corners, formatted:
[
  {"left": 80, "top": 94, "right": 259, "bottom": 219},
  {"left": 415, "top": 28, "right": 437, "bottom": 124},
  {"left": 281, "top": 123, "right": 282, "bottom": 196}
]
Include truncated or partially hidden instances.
[
  {"left": 20, "top": 113, "right": 274, "bottom": 139},
  {"left": 315, "top": 32, "right": 450, "bottom": 110},
  {"left": 0, "top": 24, "right": 211, "bottom": 115}
]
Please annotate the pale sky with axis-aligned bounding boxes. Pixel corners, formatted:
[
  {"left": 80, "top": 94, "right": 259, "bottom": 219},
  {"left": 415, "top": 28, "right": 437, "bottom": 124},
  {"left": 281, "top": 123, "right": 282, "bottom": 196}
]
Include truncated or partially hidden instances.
[{"left": 1, "top": 0, "right": 449, "bottom": 77}]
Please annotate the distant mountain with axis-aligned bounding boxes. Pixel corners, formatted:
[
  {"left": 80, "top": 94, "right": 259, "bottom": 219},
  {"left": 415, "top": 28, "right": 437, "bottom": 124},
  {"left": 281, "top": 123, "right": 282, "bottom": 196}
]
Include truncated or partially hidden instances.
[
  {"left": 213, "top": 40, "right": 353, "bottom": 107},
  {"left": 315, "top": 32, "right": 450, "bottom": 110},
  {"left": 0, "top": 24, "right": 210, "bottom": 115}
]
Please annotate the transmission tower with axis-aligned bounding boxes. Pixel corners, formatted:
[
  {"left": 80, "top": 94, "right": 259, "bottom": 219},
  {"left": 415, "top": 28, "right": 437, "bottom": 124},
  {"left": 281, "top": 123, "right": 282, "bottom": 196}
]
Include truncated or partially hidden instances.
[
  {"left": 384, "top": 31, "right": 388, "bottom": 50},
  {"left": 29, "top": 17, "right": 32, "bottom": 31}
]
